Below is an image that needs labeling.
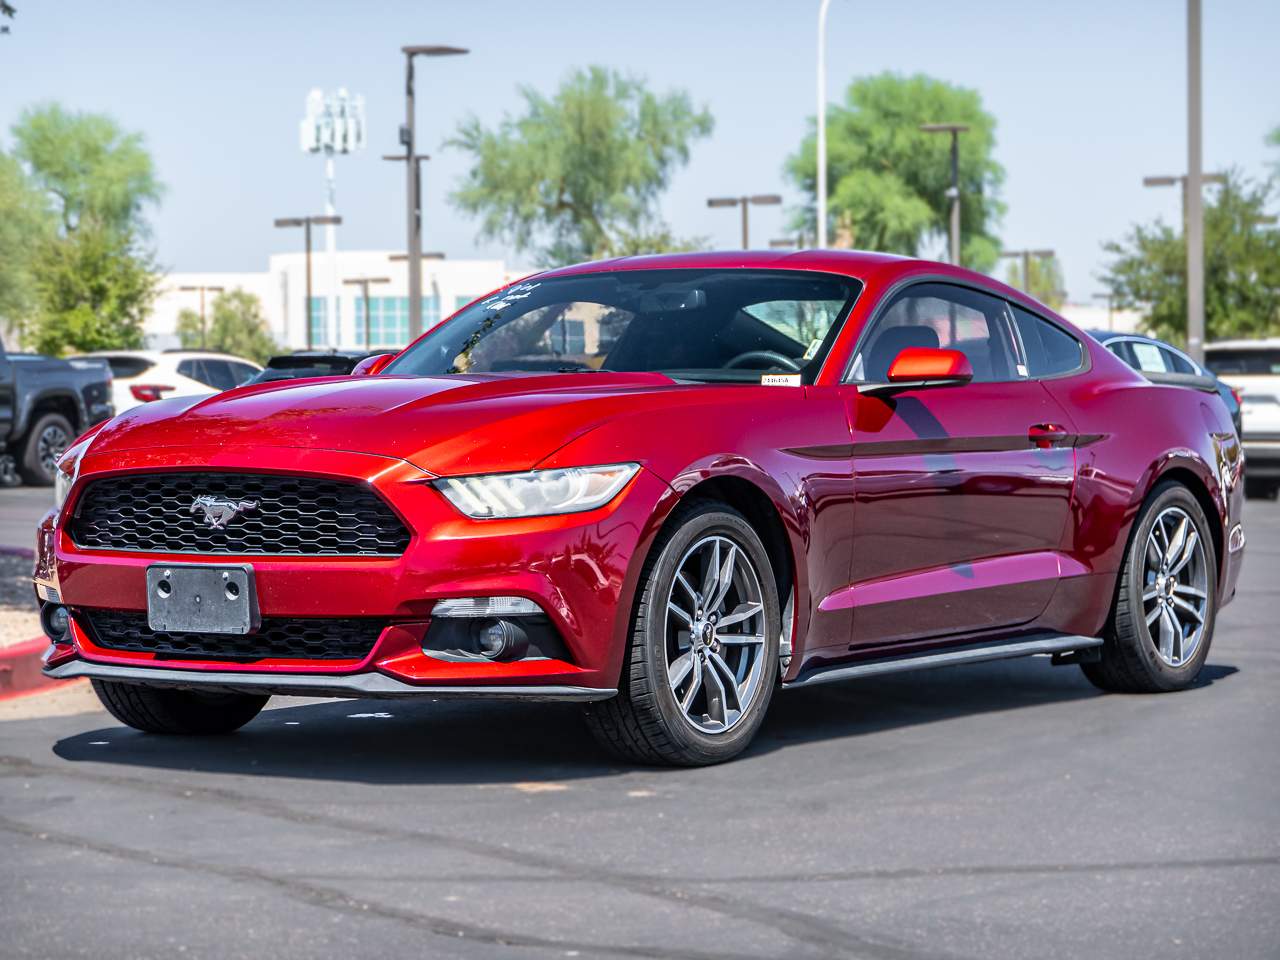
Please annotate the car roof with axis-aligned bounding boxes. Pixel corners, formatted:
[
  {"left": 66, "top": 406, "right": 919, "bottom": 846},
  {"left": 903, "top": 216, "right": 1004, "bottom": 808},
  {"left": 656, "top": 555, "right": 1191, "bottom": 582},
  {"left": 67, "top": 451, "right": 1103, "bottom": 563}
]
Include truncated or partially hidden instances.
[{"left": 79, "top": 350, "right": 259, "bottom": 363}]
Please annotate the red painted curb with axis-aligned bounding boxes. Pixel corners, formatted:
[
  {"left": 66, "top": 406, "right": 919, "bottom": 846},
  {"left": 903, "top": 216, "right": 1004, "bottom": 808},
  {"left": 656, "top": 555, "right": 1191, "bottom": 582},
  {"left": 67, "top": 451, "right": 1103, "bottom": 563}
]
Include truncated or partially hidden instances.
[{"left": 0, "top": 636, "right": 59, "bottom": 701}]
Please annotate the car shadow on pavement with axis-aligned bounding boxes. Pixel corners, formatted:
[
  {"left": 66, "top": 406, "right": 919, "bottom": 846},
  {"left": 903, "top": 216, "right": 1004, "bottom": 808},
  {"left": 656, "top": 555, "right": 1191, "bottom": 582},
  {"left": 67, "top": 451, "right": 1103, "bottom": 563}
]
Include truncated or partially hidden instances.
[{"left": 50, "top": 658, "right": 1239, "bottom": 786}]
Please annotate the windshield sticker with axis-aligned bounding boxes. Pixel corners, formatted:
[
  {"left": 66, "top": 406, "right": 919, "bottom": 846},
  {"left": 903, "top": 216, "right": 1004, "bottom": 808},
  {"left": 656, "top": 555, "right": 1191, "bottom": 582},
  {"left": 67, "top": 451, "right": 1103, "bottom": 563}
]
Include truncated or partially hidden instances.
[
  {"left": 481, "top": 282, "right": 540, "bottom": 313},
  {"left": 761, "top": 374, "right": 802, "bottom": 387},
  {"left": 803, "top": 338, "right": 823, "bottom": 360}
]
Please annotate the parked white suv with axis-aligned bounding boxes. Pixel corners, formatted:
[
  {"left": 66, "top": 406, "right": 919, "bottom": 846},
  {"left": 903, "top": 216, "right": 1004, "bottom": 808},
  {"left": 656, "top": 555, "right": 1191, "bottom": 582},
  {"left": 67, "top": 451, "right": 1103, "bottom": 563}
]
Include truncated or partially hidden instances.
[
  {"left": 1204, "top": 339, "right": 1280, "bottom": 499},
  {"left": 81, "top": 351, "right": 262, "bottom": 414}
]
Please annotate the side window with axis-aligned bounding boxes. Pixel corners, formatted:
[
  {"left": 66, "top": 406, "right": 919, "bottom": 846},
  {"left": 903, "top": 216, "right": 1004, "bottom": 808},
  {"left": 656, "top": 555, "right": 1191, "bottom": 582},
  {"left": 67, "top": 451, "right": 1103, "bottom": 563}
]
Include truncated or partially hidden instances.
[
  {"left": 1009, "top": 305, "right": 1084, "bottom": 377},
  {"left": 177, "top": 359, "right": 210, "bottom": 385},
  {"left": 1160, "top": 348, "right": 1196, "bottom": 374},
  {"left": 1128, "top": 340, "right": 1170, "bottom": 373},
  {"left": 849, "top": 283, "right": 1019, "bottom": 383},
  {"left": 227, "top": 362, "right": 258, "bottom": 385},
  {"left": 202, "top": 360, "right": 238, "bottom": 391}
]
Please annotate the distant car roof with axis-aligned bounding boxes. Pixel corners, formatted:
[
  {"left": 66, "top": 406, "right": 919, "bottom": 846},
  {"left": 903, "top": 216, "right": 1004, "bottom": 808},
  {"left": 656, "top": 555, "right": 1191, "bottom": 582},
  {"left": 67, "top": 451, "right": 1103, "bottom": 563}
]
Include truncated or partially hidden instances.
[{"left": 264, "top": 352, "right": 377, "bottom": 369}]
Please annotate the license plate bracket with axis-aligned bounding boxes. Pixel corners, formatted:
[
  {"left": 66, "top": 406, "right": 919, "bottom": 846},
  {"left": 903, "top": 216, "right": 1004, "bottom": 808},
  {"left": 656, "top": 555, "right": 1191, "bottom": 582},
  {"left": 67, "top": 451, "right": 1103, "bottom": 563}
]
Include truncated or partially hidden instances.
[{"left": 146, "top": 563, "right": 260, "bottom": 635}]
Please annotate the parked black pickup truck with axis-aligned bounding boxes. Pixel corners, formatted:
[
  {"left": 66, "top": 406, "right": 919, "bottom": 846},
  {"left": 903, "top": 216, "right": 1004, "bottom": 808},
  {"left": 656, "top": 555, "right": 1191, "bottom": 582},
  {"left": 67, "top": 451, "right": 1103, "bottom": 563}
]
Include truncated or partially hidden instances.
[{"left": 0, "top": 336, "right": 114, "bottom": 486}]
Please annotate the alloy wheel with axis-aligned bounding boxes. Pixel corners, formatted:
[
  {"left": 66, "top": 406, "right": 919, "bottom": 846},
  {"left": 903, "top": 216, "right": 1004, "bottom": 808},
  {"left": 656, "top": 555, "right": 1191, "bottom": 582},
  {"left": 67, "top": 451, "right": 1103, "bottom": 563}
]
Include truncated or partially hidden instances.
[
  {"left": 1141, "top": 505, "right": 1210, "bottom": 668},
  {"left": 664, "top": 534, "right": 767, "bottom": 734},
  {"left": 37, "top": 424, "right": 70, "bottom": 479}
]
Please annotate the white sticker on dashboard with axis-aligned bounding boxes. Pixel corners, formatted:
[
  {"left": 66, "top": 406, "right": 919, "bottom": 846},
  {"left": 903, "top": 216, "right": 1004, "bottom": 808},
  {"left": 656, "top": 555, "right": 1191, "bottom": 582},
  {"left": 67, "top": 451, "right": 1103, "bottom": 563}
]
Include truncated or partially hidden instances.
[{"left": 761, "top": 374, "right": 802, "bottom": 387}]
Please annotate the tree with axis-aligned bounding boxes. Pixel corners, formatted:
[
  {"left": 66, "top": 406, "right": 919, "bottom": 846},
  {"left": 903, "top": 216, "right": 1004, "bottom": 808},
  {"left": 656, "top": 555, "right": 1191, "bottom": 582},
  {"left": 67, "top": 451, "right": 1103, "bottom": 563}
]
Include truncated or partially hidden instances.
[
  {"left": 11, "top": 103, "right": 162, "bottom": 235},
  {"left": 1269, "top": 125, "right": 1280, "bottom": 177},
  {"left": 1101, "top": 173, "right": 1280, "bottom": 344},
  {"left": 787, "top": 73, "right": 1005, "bottom": 270},
  {"left": 25, "top": 225, "right": 158, "bottom": 355},
  {"left": 449, "top": 66, "right": 713, "bottom": 266},
  {"left": 176, "top": 290, "right": 278, "bottom": 363},
  {"left": 0, "top": 151, "right": 52, "bottom": 330},
  {"left": 1004, "top": 255, "right": 1065, "bottom": 310}
]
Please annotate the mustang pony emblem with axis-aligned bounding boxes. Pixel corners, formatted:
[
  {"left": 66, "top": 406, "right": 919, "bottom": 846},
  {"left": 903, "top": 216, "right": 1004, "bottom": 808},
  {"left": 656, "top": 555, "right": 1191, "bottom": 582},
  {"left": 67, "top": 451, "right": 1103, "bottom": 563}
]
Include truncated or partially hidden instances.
[{"left": 190, "top": 495, "right": 260, "bottom": 529}]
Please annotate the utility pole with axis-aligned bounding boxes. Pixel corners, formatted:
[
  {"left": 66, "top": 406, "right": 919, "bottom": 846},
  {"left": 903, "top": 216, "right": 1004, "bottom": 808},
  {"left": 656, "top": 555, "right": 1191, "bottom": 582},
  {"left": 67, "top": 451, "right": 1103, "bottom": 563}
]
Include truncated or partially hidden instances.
[
  {"left": 178, "top": 285, "right": 225, "bottom": 349},
  {"left": 920, "top": 123, "right": 970, "bottom": 265},
  {"left": 386, "top": 45, "right": 468, "bottom": 341},
  {"left": 274, "top": 215, "right": 342, "bottom": 350},
  {"left": 1093, "top": 291, "right": 1116, "bottom": 331},
  {"left": 999, "top": 249, "right": 1055, "bottom": 298},
  {"left": 816, "top": 0, "right": 833, "bottom": 247},
  {"left": 707, "top": 195, "right": 783, "bottom": 249},
  {"left": 343, "top": 277, "right": 392, "bottom": 350},
  {"left": 1186, "top": 0, "right": 1205, "bottom": 364}
]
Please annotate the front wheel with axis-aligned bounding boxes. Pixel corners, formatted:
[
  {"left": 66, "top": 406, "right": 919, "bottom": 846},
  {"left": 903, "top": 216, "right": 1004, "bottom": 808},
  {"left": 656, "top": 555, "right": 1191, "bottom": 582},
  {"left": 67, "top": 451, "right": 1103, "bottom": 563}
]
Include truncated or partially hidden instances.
[
  {"left": 1082, "top": 482, "right": 1217, "bottom": 693},
  {"left": 92, "top": 680, "right": 268, "bottom": 734},
  {"left": 20, "top": 412, "right": 74, "bottom": 486},
  {"left": 582, "top": 501, "right": 780, "bottom": 766}
]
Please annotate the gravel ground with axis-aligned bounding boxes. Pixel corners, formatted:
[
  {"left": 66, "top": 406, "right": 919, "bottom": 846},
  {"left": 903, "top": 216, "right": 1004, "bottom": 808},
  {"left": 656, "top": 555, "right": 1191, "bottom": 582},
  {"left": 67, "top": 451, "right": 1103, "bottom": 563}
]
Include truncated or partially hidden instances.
[{"left": 0, "top": 553, "right": 39, "bottom": 649}]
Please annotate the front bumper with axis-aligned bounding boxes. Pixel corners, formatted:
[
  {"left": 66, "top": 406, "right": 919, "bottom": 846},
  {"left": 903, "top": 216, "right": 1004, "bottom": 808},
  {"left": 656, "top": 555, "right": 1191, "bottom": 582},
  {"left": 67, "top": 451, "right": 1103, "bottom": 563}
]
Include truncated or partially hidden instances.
[{"left": 37, "top": 444, "right": 673, "bottom": 695}]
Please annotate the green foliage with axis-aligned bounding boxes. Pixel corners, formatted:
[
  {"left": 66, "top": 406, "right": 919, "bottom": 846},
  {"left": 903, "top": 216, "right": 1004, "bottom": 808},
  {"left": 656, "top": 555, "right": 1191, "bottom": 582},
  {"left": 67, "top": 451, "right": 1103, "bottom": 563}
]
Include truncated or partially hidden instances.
[
  {"left": 787, "top": 72, "right": 1005, "bottom": 270},
  {"left": 11, "top": 103, "right": 162, "bottom": 235},
  {"left": 0, "top": 151, "right": 53, "bottom": 328},
  {"left": 1269, "top": 125, "right": 1280, "bottom": 176},
  {"left": 25, "top": 225, "right": 158, "bottom": 355},
  {"left": 449, "top": 66, "right": 714, "bottom": 266},
  {"left": 1101, "top": 173, "right": 1280, "bottom": 344},
  {"left": 176, "top": 289, "right": 278, "bottom": 363},
  {"left": 1004, "top": 255, "right": 1065, "bottom": 310}
]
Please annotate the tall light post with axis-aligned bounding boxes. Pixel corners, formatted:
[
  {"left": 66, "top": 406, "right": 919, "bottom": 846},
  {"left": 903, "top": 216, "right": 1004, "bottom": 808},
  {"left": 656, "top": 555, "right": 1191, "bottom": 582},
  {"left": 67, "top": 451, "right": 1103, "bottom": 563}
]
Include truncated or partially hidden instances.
[
  {"left": 274, "top": 215, "right": 342, "bottom": 350},
  {"left": 1186, "top": 0, "right": 1205, "bottom": 364},
  {"left": 300, "top": 88, "right": 366, "bottom": 350},
  {"left": 343, "top": 276, "right": 392, "bottom": 350},
  {"left": 816, "top": 0, "right": 833, "bottom": 248},
  {"left": 387, "top": 44, "right": 468, "bottom": 342},
  {"left": 1093, "top": 291, "right": 1116, "bottom": 331},
  {"left": 1000, "top": 248, "right": 1055, "bottom": 298},
  {"left": 178, "top": 285, "right": 225, "bottom": 348},
  {"left": 921, "top": 123, "right": 969, "bottom": 265},
  {"left": 707, "top": 195, "right": 783, "bottom": 249}
]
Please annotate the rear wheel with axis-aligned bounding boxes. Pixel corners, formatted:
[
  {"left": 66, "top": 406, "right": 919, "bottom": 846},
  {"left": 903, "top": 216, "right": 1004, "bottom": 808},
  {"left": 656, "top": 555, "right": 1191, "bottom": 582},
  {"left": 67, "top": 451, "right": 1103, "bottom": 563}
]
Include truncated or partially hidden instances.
[
  {"left": 1082, "top": 482, "right": 1216, "bottom": 693},
  {"left": 19, "top": 412, "right": 74, "bottom": 486},
  {"left": 582, "top": 501, "right": 780, "bottom": 766},
  {"left": 92, "top": 679, "right": 268, "bottom": 734}
]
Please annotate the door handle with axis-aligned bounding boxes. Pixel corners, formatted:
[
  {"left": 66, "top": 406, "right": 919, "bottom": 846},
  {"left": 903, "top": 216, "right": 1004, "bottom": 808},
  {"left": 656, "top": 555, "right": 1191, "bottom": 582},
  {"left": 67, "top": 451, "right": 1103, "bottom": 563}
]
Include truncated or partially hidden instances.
[{"left": 1028, "top": 423, "right": 1070, "bottom": 449}]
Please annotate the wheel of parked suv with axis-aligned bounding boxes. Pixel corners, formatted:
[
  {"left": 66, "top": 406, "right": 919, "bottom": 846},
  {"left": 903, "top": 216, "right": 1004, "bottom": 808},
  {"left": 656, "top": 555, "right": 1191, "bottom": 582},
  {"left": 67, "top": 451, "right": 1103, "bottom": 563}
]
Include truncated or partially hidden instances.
[
  {"left": 582, "top": 500, "right": 780, "bottom": 766},
  {"left": 1082, "top": 481, "right": 1217, "bottom": 693},
  {"left": 20, "top": 412, "right": 74, "bottom": 486},
  {"left": 91, "top": 679, "right": 268, "bottom": 735}
]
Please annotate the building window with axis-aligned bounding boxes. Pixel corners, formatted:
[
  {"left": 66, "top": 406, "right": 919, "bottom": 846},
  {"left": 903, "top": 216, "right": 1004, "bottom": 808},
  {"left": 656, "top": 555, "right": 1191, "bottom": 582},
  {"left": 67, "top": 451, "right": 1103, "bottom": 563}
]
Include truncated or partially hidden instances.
[
  {"left": 549, "top": 318, "right": 586, "bottom": 355},
  {"left": 354, "top": 297, "right": 409, "bottom": 349},
  {"left": 308, "top": 297, "right": 339, "bottom": 348}
]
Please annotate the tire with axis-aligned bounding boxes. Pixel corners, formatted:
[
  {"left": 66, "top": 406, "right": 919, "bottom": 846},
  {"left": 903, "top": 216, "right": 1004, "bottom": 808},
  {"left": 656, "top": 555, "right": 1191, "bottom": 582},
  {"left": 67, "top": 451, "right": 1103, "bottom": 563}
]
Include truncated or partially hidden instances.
[
  {"left": 91, "top": 679, "right": 268, "bottom": 734},
  {"left": 1244, "top": 478, "right": 1279, "bottom": 501},
  {"left": 19, "top": 412, "right": 75, "bottom": 486},
  {"left": 1082, "top": 481, "right": 1217, "bottom": 693},
  {"left": 582, "top": 500, "right": 781, "bottom": 766}
]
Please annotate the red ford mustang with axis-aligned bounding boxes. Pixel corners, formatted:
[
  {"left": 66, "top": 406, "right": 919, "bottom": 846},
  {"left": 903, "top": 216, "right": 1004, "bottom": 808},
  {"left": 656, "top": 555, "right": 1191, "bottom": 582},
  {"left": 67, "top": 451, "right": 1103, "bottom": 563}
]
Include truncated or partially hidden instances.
[{"left": 35, "top": 251, "right": 1246, "bottom": 765}]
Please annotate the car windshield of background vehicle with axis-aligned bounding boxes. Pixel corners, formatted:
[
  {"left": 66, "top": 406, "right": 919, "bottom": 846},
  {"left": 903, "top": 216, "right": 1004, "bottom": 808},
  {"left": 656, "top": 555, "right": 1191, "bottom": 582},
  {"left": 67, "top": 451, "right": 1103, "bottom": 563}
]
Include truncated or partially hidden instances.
[
  {"left": 1205, "top": 349, "right": 1280, "bottom": 376},
  {"left": 383, "top": 269, "right": 861, "bottom": 384}
]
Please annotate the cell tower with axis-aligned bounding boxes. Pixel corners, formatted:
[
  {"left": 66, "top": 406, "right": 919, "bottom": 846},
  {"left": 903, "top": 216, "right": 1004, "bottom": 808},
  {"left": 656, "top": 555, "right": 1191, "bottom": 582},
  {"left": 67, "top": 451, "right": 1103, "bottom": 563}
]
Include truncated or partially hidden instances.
[{"left": 300, "top": 88, "right": 367, "bottom": 348}]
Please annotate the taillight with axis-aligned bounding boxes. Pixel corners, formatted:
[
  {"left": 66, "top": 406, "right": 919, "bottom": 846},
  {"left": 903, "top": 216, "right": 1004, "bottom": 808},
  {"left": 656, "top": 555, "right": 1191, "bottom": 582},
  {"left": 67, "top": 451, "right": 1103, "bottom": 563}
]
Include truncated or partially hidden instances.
[
  {"left": 129, "top": 384, "right": 175, "bottom": 402},
  {"left": 1230, "top": 386, "right": 1244, "bottom": 406}
]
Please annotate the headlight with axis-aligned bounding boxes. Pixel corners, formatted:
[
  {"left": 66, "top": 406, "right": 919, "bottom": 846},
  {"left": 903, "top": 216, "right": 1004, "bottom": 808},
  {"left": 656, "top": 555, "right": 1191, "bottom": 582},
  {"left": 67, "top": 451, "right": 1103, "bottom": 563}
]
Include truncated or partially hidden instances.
[
  {"left": 53, "top": 431, "right": 98, "bottom": 512},
  {"left": 434, "top": 463, "right": 640, "bottom": 519}
]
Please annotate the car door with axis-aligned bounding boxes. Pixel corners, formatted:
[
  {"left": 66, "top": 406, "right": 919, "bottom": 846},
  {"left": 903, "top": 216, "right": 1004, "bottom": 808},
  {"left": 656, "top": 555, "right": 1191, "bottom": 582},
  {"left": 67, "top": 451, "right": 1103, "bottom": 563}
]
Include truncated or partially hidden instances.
[{"left": 833, "top": 283, "right": 1080, "bottom": 650}]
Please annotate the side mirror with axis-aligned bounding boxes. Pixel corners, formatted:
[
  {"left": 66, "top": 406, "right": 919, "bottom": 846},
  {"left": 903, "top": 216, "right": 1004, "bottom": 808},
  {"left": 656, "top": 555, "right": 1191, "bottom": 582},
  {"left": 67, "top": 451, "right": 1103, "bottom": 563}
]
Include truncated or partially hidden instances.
[
  {"left": 352, "top": 353, "right": 395, "bottom": 377},
  {"left": 861, "top": 347, "right": 973, "bottom": 394}
]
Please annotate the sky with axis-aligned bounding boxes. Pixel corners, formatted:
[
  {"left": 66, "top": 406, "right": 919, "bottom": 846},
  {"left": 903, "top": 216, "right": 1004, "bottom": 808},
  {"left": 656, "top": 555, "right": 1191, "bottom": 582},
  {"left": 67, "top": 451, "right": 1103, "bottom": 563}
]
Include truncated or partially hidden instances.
[{"left": 2, "top": 0, "right": 1277, "bottom": 301}]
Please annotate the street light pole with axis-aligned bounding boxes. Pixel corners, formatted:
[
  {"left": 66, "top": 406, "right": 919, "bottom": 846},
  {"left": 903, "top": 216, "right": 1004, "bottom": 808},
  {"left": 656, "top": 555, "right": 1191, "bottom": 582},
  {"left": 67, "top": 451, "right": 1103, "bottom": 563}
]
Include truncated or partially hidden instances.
[
  {"left": 707, "top": 195, "right": 783, "bottom": 249},
  {"left": 920, "top": 123, "right": 970, "bottom": 265},
  {"left": 389, "top": 45, "right": 468, "bottom": 342},
  {"left": 343, "top": 277, "right": 392, "bottom": 350},
  {"left": 274, "top": 215, "right": 342, "bottom": 350},
  {"left": 1186, "top": 0, "right": 1205, "bottom": 364},
  {"left": 178, "top": 285, "right": 225, "bottom": 349},
  {"left": 816, "top": 0, "right": 833, "bottom": 248}
]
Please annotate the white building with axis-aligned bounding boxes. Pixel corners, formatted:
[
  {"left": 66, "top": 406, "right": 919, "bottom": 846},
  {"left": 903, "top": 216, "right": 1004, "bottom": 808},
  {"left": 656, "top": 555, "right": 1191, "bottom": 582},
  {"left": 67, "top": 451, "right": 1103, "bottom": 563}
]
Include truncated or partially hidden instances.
[
  {"left": 148, "top": 252, "right": 525, "bottom": 353},
  {"left": 1057, "top": 301, "right": 1144, "bottom": 336}
]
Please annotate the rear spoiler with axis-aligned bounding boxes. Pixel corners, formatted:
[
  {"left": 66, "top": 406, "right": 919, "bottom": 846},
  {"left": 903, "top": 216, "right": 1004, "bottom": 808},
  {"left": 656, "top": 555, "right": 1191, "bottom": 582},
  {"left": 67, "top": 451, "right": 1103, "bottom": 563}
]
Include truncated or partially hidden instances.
[{"left": 1140, "top": 370, "right": 1219, "bottom": 394}]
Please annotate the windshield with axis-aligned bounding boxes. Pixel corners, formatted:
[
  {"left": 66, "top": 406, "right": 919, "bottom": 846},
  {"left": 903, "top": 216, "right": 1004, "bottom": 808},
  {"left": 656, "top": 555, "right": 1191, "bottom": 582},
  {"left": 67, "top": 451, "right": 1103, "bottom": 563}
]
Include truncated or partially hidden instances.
[
  {"left": 1205, "top": 349, "right": 1280, "bottom": 376},
  {"left": 383, "top": 269, "right": 860, "bottom": 383}
]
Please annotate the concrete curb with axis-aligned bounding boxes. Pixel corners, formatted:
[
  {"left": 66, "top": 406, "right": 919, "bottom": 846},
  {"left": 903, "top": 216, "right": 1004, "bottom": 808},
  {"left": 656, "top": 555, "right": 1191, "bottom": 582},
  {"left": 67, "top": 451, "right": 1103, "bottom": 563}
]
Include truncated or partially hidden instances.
[{"left": 0, "top": 636, "right": 59, "bottom": 700}]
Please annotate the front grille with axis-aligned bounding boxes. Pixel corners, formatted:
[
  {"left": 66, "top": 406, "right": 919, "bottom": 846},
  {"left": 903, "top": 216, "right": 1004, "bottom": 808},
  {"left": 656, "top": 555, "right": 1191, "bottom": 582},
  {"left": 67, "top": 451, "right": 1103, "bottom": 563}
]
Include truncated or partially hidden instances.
[
  {"left": 69, "top": 472, "right": 411, "bottom": 556},
  {"left": 81, "top": 609, "right": 386, "bottom": 661}
]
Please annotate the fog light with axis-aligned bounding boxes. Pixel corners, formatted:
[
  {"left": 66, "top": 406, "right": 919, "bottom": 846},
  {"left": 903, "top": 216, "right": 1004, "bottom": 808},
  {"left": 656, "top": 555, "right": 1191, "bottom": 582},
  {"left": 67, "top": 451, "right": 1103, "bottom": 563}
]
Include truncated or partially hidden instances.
[
  {"left": 472, "top": 618, "right": 530, "bottom": 661},
  {"left": 40, "top": 603, "right": 70, "bottom": 642}
]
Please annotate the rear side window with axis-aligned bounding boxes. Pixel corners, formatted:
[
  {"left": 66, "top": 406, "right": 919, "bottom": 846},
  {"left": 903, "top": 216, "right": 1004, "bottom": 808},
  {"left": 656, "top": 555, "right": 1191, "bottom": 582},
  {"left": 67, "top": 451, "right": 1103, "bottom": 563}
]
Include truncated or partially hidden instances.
[
  {"left": 1205, "top": 349, "right": 1280, "bottom": 375},
  {"left": 227, "top": 362, "right": 259, "bottom": 385},
  {"left": 1010, "top": 306, "right": 1083, "bottom": 377},
  {"left": 177, "top": 359, "right": 217, "bottom": 388},
  {"left": 103, "top": 356, "right": 154, "bottom": 379}
]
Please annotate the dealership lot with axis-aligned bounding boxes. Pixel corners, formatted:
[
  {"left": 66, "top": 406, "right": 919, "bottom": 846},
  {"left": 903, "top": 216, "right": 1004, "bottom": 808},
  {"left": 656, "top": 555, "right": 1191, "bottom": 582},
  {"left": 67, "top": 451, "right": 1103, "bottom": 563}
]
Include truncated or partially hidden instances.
[{"left": 1, "top": 497, "right": 1276, "bottom": 959}]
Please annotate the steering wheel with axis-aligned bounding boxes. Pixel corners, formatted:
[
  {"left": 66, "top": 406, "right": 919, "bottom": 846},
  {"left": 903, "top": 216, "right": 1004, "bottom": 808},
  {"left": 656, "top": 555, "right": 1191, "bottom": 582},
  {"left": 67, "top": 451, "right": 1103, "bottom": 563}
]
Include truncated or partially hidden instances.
[{"left": 724, "top": 350, "right": 802, "bottom": 373}]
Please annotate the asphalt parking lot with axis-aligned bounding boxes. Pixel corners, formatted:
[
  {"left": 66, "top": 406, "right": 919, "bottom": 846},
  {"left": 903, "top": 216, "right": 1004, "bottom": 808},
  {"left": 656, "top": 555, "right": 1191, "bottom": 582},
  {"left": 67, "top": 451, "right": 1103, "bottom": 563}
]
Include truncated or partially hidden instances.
[{"left": 1, "top": 496, "right": 1277, "bottom": 959}]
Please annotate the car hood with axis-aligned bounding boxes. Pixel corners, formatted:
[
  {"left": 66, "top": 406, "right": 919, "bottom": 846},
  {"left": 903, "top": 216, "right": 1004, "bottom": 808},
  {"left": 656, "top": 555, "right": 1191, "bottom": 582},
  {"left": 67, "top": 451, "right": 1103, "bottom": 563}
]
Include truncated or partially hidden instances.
[{"left": 85, "top": 372, "right": 682, "bottom": 476}]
